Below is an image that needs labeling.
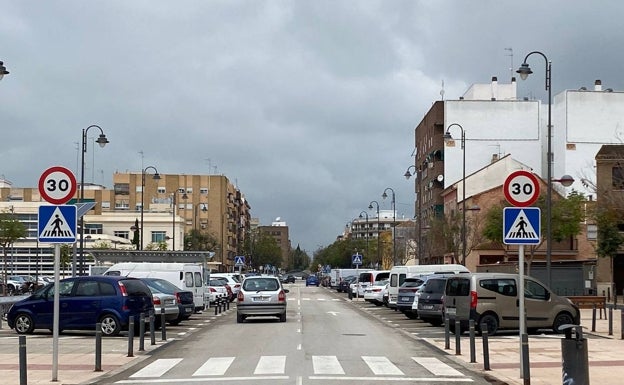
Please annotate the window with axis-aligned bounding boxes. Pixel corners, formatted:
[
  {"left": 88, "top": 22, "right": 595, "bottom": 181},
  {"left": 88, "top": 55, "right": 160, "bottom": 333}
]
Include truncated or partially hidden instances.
[
  {"left": 100, "top": 282, "right": 116, "bottom": 296},
  {"left": 524, "top": 279, "right": 548, "bottom": 300},
  {"left": 446, "top": 278, "right": 470, "bottom": 296},
  {"left": 178, "top": 188, "right": 185, "bottom": 193},
  {"left": 200, "top": 188, "right": 208, "bottom": 194},
  {"left": 115, "top": 200, "right": 129, "bottom": 210},
  {"left": 186, "top": 188, "right": 193, "bottom": 194},
  {"left": 157, "top": 187, "right": 166, "bottom": 194},
  {"left": 136, "top": 186, "right": 143, "bottom": 193},
  {"left": 101, "top": 201, "right": 111, "bottom": 209},
  {"left": 151, "top": 231, "right": 167, "bottom": 243},
  {"left": 114, "top": 231, "right": 129, "bottom": 239},
  {"left": 135, "top": 203, "right": 142, "bottom": 211},
  {"left": 185, "top": 272, "right": 194, "bottom": 287},
  {"left": 114, "top": 183, "right": 130, "bottom": 195},
  {"left": 480, "top": 279, "right": 516, "bottom": 296},
  {"left": 194, "top": 272, "right": 202, "bottom": 288},
  {"left": 587, "top": 224, "right": 597, "bottom": 240},
  {"left": 75, "top": 280, "right": 99, "bottom": 296},
  {"left": 85, "top": 224, "right": 103, "bottom": 235},
  {"left": 613, "top": 166, "right": 624, "bottom": 189}
]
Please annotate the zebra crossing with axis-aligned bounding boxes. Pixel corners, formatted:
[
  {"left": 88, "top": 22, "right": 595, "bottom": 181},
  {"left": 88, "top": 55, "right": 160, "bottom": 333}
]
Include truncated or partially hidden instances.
[{"left": 117, "top": 355, "right": 471, "bottom": 383}]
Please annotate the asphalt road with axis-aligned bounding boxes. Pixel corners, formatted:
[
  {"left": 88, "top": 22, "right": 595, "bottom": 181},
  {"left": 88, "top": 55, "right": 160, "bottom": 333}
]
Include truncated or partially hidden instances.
[{"left": 96, "top": 282, "right": 493, "bottom": 385}]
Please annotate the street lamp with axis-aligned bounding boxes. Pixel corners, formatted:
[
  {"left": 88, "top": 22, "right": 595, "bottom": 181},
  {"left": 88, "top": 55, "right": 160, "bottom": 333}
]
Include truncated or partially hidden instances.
[
  {"left": 382, "top": 187, "right": 396, "bottom": 265},
  {"left": 79, "top": 125, "right": 108, "bottom": 275},
  {"left": 444, "top": 123, "right": 466, "bottom": 265},
  {"left": 517, "top": 51, "right": 553, "bottom": 287},
  {"left": 368, "top": 200, "right": 381, "bottom": 267},
  {"left": 404, "top": 165, "right": 420, "bottom": 262},
  {"left": 0, "top": 61, "right": 8, "bottom": 81},
  {"left": 140, "top": 166, "right": 160, "bottom": 250},
  {"left": 171, "top": 193, "right": 177, "bottom": 251},
  {"left": 195, "top": 203, "right": 208, "bottom": 231},
  {"left": 359, "top": 210, "right": 370, "bottom": 265}
]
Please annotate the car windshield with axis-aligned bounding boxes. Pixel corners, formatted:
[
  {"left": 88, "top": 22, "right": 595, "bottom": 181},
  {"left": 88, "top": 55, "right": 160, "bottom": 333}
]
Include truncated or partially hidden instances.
[
  {"left": 375, "top": 279, "right": 389, "bottom": 286},
  {"left": 243, "top": 278, "right": 280, "bottom": 291},
  {"left": 423, "top": 279, "right": 446, "bottom": 293},
  {"left": 143, "top": 278, "right": 180, "bottom": 294},
  {"left": 401, "top": 279, "right": 424, "bottom": 288}
]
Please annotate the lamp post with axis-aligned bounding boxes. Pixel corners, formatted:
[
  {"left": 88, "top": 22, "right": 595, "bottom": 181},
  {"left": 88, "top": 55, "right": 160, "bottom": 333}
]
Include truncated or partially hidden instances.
[
  {"left": 79, "top": 125, "right": 108, "bottom": 275},
  {"left": 382, "top": 187, "right": 396, "bottom": 265},
  {"left": 171, "top": 193, "right": 176, "bottom": 251},
  {"left": 368, "top": 200, "right": 380, "bottom": 267},
  {"left": 140, "top": 166, "right": 160, "bottom": 250},
  {"left": 195, "top": 203, "right": 207, "bottom": 231},
  {"left": 517, "top": 51, "right": 553, "bottom": 287},
  {"left": 444, "top": 123, "right": 466, "bottom": 265},
  {"left": 359, "top": 211, "right": 370, "bottom": 266},
  {"left": 404, "top": 165, "right": 420, "bottom": 262}
]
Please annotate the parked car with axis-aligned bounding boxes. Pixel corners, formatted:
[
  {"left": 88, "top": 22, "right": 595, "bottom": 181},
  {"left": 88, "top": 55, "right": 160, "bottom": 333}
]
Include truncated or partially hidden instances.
[
  {"left": 7, "top": 276, "right": 154, "bottom": 336},
  {"left": 205, "top": 278, "right": 229, "bottom": 304},
  {"left": 211, "top": 274, "right": 242, "bottom": 300},
  {"left": 397, "top": 277, "right": 426, "bottom": 319},
  {"left": 236, "top": 276, "right": 289, "bottom": 323},
  {"left": 305, "top": 275, "right": 320, "bottom": 287},
  {"left": 139, "top": 279, "right": 180, "bottom": 326},
  {"left": 363, "top": 279, "right": 389, "bottom": 306},
  {"left": 337, "top": 276, "right": 356, "bottom": 293},
  {"left": 280, "top": 274, "right": 296, "bottom": 284},
  {"left": 417, "top": 275, "right": 454, "bottom": 326},
  {"left": 140, "top": 277, "right": 195, "bottom": 325},
  {"left": 444, "top": 273, "right": 581, "bottom": 335}
]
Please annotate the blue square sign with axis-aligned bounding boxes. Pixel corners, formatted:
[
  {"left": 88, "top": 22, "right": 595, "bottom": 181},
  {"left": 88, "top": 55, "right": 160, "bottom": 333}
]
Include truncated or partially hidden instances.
[
  {"left": 38, "top": 205, "right": 77, "bottom": 243},
  {"left": 503, "top": 207, "right": 541, "bottom": 245}
]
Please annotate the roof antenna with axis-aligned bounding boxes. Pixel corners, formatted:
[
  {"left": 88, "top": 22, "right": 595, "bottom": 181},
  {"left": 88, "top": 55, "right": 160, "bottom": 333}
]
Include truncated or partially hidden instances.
[
  {"left": 440, "top": 80, "right": 445, "bottom": 101},
  {"left": 505, "top": 47, "right": 513, "bottom": 81}
]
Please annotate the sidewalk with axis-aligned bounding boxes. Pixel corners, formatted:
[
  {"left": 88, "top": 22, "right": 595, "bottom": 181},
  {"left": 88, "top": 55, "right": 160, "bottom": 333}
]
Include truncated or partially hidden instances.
[{"left": 425, "top": 307, "right": 624, "bottom": 385}]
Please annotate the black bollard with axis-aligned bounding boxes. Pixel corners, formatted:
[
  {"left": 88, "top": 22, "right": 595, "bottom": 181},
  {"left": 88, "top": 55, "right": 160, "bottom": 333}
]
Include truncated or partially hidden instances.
[
  {"left": 19, "top": 335, "right": 27, "bottom": 385},
  {"left": 161, "top": 307, "right": 167, "bottom": 341},
  {"left": 481, "top": 323, "right": 490, "bottom": 371},
  {"left": 521, "top": 333, "right": 530, "bottom": 384},
  {"left": 226, "top": 298, "right": 230, "bottom": 310},
  {"left": 444, "top": 314, "right": 450, "bottom": 350},
  {"left": 139, "top": 312, "right": 145, "bottom": 352},
  {"left": 214, "top": 300, "right": 218, "bottom": 315},
  {"left": 127, "top": 317, "right": 134, "bottom": 357},
  {"left": 609, "top": 306, "right": 613, "bottom": 336},
  {"left": 592, "top": 305, "right": 596, "bottom": 332},
  {"left": 455, "top": 320, "right": 461, "bottom": 355},
  {"left": 149, "top": 311, "right": 155, "bottom": 346},
  {"left": 469, "top": 319, "right": 476, "bottom": 363},
  {"left": 95, "top": 323, "right": 102, "bottom": 372},
  {"left": 621, "top": 309, "right": 624, "bottom": 340}
]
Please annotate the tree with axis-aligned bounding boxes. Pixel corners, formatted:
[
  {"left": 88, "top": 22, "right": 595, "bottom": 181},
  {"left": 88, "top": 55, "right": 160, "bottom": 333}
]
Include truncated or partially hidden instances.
[
  {"left": 289, "top": 245, "right": 311, "bottom": 271},
  {"left": 131, "top": 218, "right": 140, "bottom": 250},
  {"left": 251, "top": 233, "right": 282, "bottom": 269},
  {"left": 594, "top": 200, "right": 624, "bottom": 294},
  {"left": 184, "top": 229, "right": 219, "bottom": 251},
  {"left": 0, "top": 211, "right": 27, "bottom": 295}
]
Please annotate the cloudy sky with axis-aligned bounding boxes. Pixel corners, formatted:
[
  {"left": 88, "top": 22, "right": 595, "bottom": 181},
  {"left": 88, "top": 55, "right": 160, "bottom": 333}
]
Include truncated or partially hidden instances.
[{"left": 1, "top": 1, "right": 623, "bottom": 254}]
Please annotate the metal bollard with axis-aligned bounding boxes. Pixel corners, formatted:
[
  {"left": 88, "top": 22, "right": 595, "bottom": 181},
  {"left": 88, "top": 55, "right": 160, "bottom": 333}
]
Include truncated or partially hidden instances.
[
  {"left": 521, "top": 333, "right": 530, "bottom": 384},
  {"left": 95, "top": 323, "right": 102, "bottom": 372},
  {"left": 455, "top": 320, "right": 461, "bottom": 355},
  {"left": 444, "top": 314, "right": 450, "bottom": 350},
  {"left": 214, "top": 300, "right": 218, "bottom": 315},
  {"left": 621, "top": 309, "right": 624, "bottom": 340},
  {"left": 469, "top": 319, "right": 476, "bottom": 363},
  {"left": 149, "top": 311, "right": 156, "bottom": 346},
  {"left": 609, "top": 306, "right": 613, "bottom": 336},
  {"left": 226, "top": 298, "right": 230, "bottom": 310},
  {"left": 560, "top": 324, "right": 589, "bottom": 385},
  {"left": 127, "top": 317, "right": 134, "bottom": 357},
  {"left": 19, "top": 335, "right": 27, "bottom": 385},
  {"left": 591, "top": 305, "right": 596, "bottom": 332},
  {"left": 139, "top": 312, "right": 145, "bottom": 352},
  {"left": 481, "top": 324, "right": 490, "bottom": 371},
  {"left": 161, "top": 307, "right": 167, "bottom": 341}
]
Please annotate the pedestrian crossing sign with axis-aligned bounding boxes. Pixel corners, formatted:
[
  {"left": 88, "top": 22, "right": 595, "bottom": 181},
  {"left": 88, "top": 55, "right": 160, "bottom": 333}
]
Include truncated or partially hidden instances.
[
  {"left": 503, "top": 207, "right": 540, "bottom": 245},
  {"left": 234, "top": 256, "right": 245, "bottom": 266},
  {"left": 352, "top": 254, "right": 362, "bottom": 266},
  {"left": 38, "top": 205, "right": 77, "bottom": 243}
]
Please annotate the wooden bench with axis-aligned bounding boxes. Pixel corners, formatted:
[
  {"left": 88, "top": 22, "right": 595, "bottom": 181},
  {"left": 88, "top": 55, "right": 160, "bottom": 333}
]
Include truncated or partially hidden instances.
[{"left": 565, "top": 296, "right": 607, "bottom": 318}]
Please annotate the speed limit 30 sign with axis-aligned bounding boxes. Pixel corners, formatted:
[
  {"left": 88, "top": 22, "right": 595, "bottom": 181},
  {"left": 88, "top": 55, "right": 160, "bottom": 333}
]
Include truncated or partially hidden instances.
[
  {"left": 38, "top": 166, "right": 77, "bottom": 205},
  {"left": 503, "top": 170, "right": 540, "bottom": 207}
]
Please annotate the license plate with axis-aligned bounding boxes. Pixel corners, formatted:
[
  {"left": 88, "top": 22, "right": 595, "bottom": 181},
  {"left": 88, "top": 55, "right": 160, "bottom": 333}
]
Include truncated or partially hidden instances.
[
  {"left": 422, "top": 305, "right": 434, "bottom": 310},
  {"left": 252, "top": 296, "right": 270, "bottom": 302},
  {"left": 185, "top": 306, "right": 193, "bottom": 312},
  {"left": 400, "top": 297, "right": 411, "bottom": 302},
  {"left": 446, "top": 308, "right": 456, "bottom": 316}
]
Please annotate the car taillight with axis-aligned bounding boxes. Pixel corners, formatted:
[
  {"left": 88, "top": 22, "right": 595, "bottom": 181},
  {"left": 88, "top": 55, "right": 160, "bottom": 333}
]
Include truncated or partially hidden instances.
[
  {"left": 278, "top": 290, "right": 286, "bottom": 302},
  {"left": 118, "top": 282, "right": 128, "bottom": 297},
  {"left": 373, "top": 288, "right": 381, "bottom": 292},
  {"left": 234, "top": 284, "right": 241, "bottom": 289},
  {"left": 237, "top": 291, "right": 244, "bottom": 301},
  {"left": 152, "top": 296, "right": 161, "bottom": 305},
  {"left": 210, "top": 288, "right": 216, "bottom": 292},
  {"left": 175, "top": 293, "right": 182, "bottom": 304},
  {"left": 470, "top": 290, "right": 478, "bottom": 309}
]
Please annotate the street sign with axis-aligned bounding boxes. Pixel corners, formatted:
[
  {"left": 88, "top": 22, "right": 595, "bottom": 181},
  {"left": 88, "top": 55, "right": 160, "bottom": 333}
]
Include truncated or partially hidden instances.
[
  {"left": 234, "top": 256, "right": 245, "bottom": 266},
  {"left": 503, "top": 207, "right": 541, "bottom": 245},
  {"left": 38, "top": 166, "right": 77, "bottom": 205},
  {"left": 38, "top": 205, "right": 77, "bottom": 243},
  {"left": 352, "top": 253, "right": 362, "bottom": 266},
  {"left": 503, "top": 170, "right": 540, "bottom": 207}
]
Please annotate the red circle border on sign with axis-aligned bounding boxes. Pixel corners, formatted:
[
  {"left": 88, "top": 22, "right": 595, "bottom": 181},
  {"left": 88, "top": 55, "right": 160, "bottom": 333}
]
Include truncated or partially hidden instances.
[
  {"left": 38, "top": 166, "right": 77, "bottom": 205},
  {"left": 503, "top": 170, "right": 540, "bottom": 207}
]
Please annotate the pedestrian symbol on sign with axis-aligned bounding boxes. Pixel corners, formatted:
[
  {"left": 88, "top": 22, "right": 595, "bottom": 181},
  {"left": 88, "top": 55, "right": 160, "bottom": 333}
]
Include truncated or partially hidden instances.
[
  {"left": 38, "top": 205, "right": 77, "bottom": 243},
  {"left": 503, "top": 207, "right": 540, "bottom": 245},
  {"left": 352, "top": 253, "right": 362, "bottom": 266}
]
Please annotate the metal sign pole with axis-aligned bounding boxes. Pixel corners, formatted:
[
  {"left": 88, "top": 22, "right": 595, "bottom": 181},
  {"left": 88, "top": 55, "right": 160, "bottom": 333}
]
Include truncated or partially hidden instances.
[
  {"left": 52, "top": 243, "right": 60, "bottom": 381},
  {"left": 518, "top": 244, "right": 527, "bottom": 380}
]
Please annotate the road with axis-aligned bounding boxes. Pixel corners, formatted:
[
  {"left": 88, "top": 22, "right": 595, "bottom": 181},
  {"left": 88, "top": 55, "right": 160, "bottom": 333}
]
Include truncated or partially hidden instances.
[{"left": 96, "top": 281, "right": 492, "bottom": 385}]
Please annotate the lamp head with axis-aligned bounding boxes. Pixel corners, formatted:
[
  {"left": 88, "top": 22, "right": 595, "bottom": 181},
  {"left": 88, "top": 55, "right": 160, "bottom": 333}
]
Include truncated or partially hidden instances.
[
  {"left": 152, "top": 172, "right": 161, "bottom": 180},
  {"left": 96, "top": 133, "right": 109, "bottom": 148},
  {"left": 368, "top": 203, "right": 373, "bottom": 210},
  {"left": 382, "top": 192, "right": 388, "bottom": 199},
  {"left": 556, "top": 174, "right": 575, "bottom": 187},
  {"left": 404, "top": 170, "right": 413, "bottom": 179},
  {"left": 516, "top": 63, "right": 533, "bottom": 80},
  {"left": 443, "top": 131, "right": 453, "bottom": 142},
  {"left": 0, "top": 61, "right": 8, "bottom": 80}
]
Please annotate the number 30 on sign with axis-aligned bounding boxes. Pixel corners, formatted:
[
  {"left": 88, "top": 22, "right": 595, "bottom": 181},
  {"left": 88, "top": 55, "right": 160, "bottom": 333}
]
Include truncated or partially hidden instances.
[
  {"left": 503, "top": 170, "right": 540, "bottom": 207},
  {"left": 38, "top": 166, "right": 77, "bottom": 205}
]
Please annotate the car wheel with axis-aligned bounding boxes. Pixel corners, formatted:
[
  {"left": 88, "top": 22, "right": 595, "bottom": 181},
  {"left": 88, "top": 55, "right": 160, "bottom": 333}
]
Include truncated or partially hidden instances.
[
  {"left": 405, "top": 312, "right": 419, "bottom": 320},
  {"left": 478, "top": 313, "right": 499, "bottom": 336},
  {"left": 552, "top": 312, "right": 575, "bottom": 333},
  {"left": 236, "top": 313, "right": 245, "bottom": 323},
  {"left": 279, "top": 313, "right": 286, "bottom": 322},
  {"left": 14, "top": 313, "right": 35, "bottom": 334},
  {"left": 169, "top": 319, "right": 181, "bottom": 326},
  {"left": 99, "top": 314, "right": 121, "bottom": 336}
]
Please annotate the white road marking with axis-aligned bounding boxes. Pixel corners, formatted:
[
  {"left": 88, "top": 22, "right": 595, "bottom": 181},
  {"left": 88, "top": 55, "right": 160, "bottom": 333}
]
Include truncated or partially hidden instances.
[
  {"left": 362, "top": 356, "right": 404, "bottom": 375},
  {"left": 129, "top": 358, "right": 182, "bottom": 378},
  {"left": 193, "top": 357, "right": 235, "bottom": 376},
  {"left": 117, "top": 376, "right": 290, "bottom": 383},
  {"left": 312, "top": 356, "right": 345, "bottom": 375},
  {"left": 308, "top": 376, "right": 472, "bottom": 382},
  {"left": 254, "top": 356, "right": 286, "bottom": 374},
  {"left": 412, "top": 357, "right": 463, "bottom": 376}
]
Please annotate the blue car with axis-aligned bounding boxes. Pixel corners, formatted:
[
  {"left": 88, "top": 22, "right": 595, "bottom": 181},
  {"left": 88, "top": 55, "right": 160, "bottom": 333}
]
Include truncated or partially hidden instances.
[
  {"left": 7, "top": 276, "right": 154, "bottom": 336},
  {"left": 306, "top": 275, "right": 320, "bottom": 287}
]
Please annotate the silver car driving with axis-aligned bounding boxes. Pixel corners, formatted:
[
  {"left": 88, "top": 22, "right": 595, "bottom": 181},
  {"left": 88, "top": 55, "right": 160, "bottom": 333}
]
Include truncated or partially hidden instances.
[{"left": 236, "top": 276, "right": 288, "bottom": 323}]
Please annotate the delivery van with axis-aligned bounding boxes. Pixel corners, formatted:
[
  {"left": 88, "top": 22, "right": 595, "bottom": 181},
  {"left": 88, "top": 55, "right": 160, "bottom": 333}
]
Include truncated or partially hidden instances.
[
  {"left": 387, "top": 264, "right": 469, "bottom": 309},
  {"left": 104, "top": 262, "right": 205, "bottom": 312}
]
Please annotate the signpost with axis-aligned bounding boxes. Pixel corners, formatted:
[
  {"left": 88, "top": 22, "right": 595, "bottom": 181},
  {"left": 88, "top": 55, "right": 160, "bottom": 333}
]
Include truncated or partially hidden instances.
[
  {"left": 352, "top": 253, "right": 362, "bottom": 299},
  {"left": 503, "top": 170, "right": 540, "bottom": 381},
  {"left": 234, "top": 255, "right": 245, "bottom": 277},
  {"left": 38, "top": 166, "right": 77, "bottom": 382}
]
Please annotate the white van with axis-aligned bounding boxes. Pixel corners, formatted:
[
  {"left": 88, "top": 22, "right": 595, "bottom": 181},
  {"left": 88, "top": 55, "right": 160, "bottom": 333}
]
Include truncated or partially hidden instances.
[
  {"left": 331, "top": 268, "right": 370, "bottom": 288},
  {"left": 387, "top": 264, "right": 470, "bottom": 309},
  {"left": 104, "top": 262, "right": 206, "bottom": 312}
]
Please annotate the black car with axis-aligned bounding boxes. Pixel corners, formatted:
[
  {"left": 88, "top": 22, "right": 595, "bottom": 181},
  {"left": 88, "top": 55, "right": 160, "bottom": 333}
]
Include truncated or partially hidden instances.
[
  {"left": 140, "top": 278, "right": 195, "bottom": 325},
  {"left": 337, "top": 276, "right": 356, "bottom": 293},
  {"left": 280, "top": 275, "right": 296, "bottom": 284}
]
